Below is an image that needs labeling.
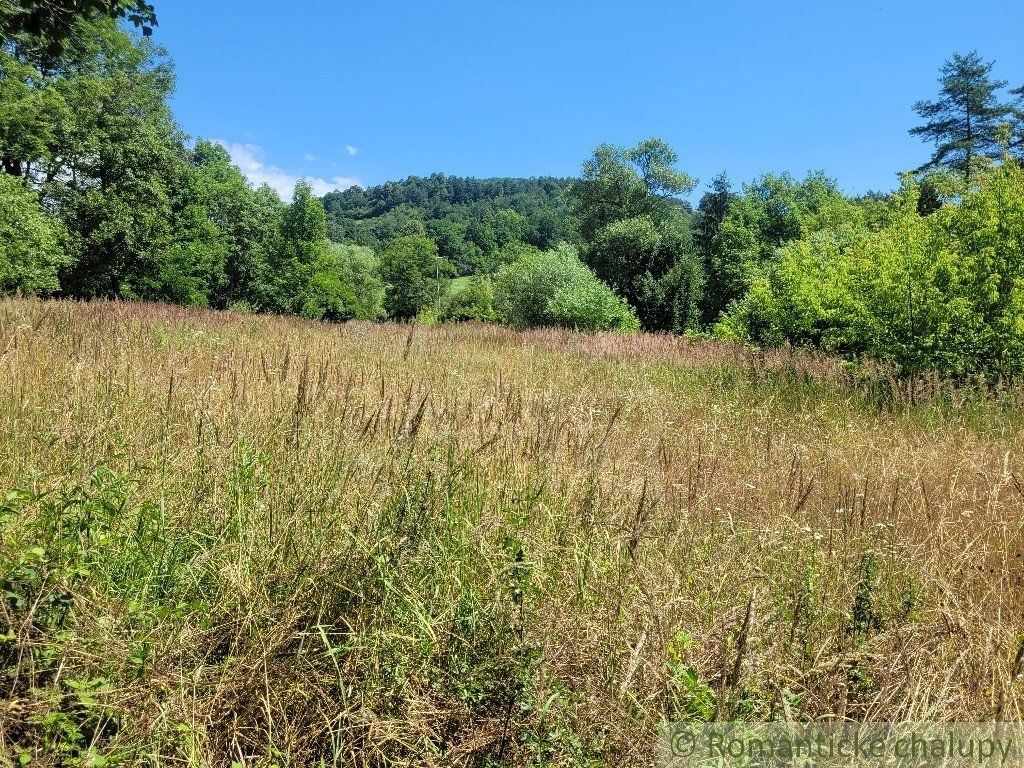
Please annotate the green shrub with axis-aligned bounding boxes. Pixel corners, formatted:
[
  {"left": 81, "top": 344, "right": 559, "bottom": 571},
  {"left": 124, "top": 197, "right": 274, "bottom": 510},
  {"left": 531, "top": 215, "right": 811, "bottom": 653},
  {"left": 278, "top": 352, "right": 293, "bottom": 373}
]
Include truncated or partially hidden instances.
[
  {"left": 493, "top": 243, "right": 638, "bottom": 332},
  {"left": 302, "top": 242, "right": 386, "bottom": 321},
  {"left": 584, "top": 215, "right": 704, "bottom": 332}
]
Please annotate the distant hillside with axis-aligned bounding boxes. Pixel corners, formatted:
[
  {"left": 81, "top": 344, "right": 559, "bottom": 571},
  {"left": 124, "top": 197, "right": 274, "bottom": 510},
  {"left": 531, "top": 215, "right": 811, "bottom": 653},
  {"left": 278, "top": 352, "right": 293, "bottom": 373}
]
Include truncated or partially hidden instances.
[{"left": 322, "top": 174, "right": 575, "bottom": 274}]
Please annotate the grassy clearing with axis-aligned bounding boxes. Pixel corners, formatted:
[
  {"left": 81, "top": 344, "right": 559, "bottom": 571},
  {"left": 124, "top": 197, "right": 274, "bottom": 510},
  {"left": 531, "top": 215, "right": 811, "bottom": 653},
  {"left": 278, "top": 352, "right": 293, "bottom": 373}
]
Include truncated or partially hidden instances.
[
  {"left": 448, "top": 276, "right": 473, "bottom": 295},
  {"left": 2, "top": 299, "right": 1024, "bottom": 766}
]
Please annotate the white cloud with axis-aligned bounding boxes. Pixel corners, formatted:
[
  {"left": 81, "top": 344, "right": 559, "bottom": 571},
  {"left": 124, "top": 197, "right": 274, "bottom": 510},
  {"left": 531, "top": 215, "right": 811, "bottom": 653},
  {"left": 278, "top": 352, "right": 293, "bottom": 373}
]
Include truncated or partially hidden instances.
[
  {"left": 346, "top": 145, "right": 359, "bottom": 156},
  {"left": 309, "top": 175, "right": 362, "bottom": 196},
  {"left": 215, "top": 140, "right": 360, "bottom": 200},
  {"left": 302, "top": 153, "right": 317, "bottom": 162}
]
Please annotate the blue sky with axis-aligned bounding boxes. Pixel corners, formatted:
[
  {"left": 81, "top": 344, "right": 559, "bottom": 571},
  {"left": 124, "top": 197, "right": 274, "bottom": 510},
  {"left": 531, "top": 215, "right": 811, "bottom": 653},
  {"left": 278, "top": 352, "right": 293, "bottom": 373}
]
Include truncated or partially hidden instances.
[{"left": 154, "top": 0, "right": 1024, "bottom": 200}]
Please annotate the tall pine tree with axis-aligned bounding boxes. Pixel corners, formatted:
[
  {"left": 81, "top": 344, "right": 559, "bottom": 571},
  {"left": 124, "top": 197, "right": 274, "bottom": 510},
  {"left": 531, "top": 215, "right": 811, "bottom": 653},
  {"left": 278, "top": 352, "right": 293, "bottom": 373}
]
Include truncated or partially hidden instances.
[{"left": 910, "top": 51, "right": 1013, "bottom": 183}]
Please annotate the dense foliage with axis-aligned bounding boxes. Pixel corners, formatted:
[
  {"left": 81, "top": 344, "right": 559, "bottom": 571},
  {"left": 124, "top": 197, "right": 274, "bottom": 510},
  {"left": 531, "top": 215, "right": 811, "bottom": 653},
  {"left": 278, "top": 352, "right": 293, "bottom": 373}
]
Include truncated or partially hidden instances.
[
  {"left": 322, "top": 175, "right": 574, "bottom": 273},
  {"left": 493, "top": 244, "right": 639, "bottom": 332},
  {"left": 3, "top": 11, "right": 1024, "bottom": 378},
  {"left": 719, "top": 161, "right": 1024, "bottom": 379},
  {"left": 0, "top": 0, "right": 156, "bottom": 55},
  {"left": 379, "top": 235, "right": 452, "bottom": 320},
  {"left": 0, "top": 174, "right": 67, "bottom": 294}
]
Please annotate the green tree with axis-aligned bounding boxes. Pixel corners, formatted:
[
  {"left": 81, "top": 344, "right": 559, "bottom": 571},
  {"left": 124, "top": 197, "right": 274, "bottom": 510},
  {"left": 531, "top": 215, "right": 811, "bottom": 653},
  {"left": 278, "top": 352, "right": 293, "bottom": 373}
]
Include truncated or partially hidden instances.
[
  {"left": 916, "top": 176, "right": 944, "bottom": 216},
  {"left": 1011, "top": 84, "right": 1024, "bottom": 159},
  {"left": 150, "top": 183, "right": 228, "bottom": 305},
  {"left": 570, "top": 138, "right": 699, "bottom": 331},
  {"left": 258, "top": 180, "right": 334, "bottom": 316},
  {"left": 304, "top": 242, "right": 386, "bottom": 321},
  {"left": 587, "top": 216, "right": 661, "bottom": 304},
  {"left": 658, "top": 252, "right": 705, "bottom": 334},
  {"left": 466, "top": 216, "right": 497, "bottom": 255},
  {"left": 718, "top": 161, "right": 1024, "bottom": 380},
  {"left": 0, "top": 0, "right": 157, "bottom": 57},
  {"left": 911, "top": 51, "right": 1013, "bottom": 184},
  {"left": 525, "top": 208, "right": 568, "bottom": 250},
  {"left": 369, "top": 204, "right": 426, "bottom": 244},
  {"left": 0, "top": 173, "right": 68, "bottom": 294},
  {"left": 584, "top": 214, "right": 699, "bottom": 330},
  {"left": 192, "top": 140, "right": 284, "bottom": 309},
  {"left": 2, "top": 20, "right": 227, "bottom": 305},
  {"left": 295, "top": 208, "right": 388, "bottom": 323},
  {"left": 704, "top": 172, "right": 846, "bottom": 322},
  {"left": 692, "top": 174, "right": 736, "bottom": 322},
  {"left": 569, "top": 137, "right": 695, "bottom": 242},
  {"left": 0, "top": 49, "right": 68, "bottom": 178},
  {"left": 693, "top": 174, "right": 734, "bottom": 256},
  {"left": 429, "top": 217, "right": 480, "bottom": 275},
  {"left": 380, "top": 235, "right": 451, "bottom": 320},
  {"left": 339, "top": 244, "right": 386, "bottom": 320},
  {"left": 440, "top": 276, "right": 498, "bottom": 322},
  {"left": 491, "top": 208, "right": 525, "bottom": 248}
]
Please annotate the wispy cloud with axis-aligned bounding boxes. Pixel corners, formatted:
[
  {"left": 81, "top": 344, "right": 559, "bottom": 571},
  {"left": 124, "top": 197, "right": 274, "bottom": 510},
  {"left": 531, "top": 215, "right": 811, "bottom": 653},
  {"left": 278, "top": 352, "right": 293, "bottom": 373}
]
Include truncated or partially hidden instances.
[
  {"left": 346, "top": 145, "right": 359, "bottom": 156},
  {"left": 302, "top": 153, "right": 318, "bottom": 162},
  {"left": 216, "top": 141, "right": 360, "bottom": 199}
]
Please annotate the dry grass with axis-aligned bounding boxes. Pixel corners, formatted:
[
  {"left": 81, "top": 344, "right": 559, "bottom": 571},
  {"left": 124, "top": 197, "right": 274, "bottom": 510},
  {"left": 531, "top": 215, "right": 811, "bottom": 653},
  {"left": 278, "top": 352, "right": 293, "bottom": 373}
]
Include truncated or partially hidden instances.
[{"left": 2, "top": 298, "right": 1024, "bottom": 766}]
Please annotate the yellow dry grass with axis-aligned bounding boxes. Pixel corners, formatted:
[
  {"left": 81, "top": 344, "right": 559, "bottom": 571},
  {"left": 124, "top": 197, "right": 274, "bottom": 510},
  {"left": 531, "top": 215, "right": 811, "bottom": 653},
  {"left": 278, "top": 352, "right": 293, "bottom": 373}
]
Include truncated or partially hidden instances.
[{"left": 1, "top": 299, "right": 1023, "bottom": 766}]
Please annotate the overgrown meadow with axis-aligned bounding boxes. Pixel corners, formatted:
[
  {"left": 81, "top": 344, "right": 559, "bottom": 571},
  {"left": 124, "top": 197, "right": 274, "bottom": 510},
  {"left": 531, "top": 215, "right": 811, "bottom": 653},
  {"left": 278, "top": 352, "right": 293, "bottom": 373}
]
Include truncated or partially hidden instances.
[{"left": 3, "top": 299, "right": 1024, "bottom": 766}]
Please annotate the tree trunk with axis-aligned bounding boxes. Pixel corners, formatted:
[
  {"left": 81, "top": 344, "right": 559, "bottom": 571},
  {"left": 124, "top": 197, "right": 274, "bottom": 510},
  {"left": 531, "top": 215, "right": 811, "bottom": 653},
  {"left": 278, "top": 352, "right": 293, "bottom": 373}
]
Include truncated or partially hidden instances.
[{"left": 2, "top": 157, "right": 24, "bottom": 177}]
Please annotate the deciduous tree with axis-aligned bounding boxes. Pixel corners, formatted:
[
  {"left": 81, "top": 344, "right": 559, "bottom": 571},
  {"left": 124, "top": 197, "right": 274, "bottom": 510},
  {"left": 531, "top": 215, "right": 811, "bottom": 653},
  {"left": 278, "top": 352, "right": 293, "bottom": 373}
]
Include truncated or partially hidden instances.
[
  {"left": 380, "top": 235, "right": 451, "bottom": 320},
  {"left": 0, "top": 174, "right": 68, "bottom": 294}
]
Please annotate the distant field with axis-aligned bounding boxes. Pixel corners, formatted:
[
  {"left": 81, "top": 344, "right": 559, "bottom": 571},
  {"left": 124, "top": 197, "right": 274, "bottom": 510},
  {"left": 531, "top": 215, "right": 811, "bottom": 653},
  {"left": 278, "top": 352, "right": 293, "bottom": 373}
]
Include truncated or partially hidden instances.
[
  {"left": 448, "top": 275, "right": 473, "bottom": 294},
  {"left": 2, "top": 299, "right": 1024, "bottom": 766}
]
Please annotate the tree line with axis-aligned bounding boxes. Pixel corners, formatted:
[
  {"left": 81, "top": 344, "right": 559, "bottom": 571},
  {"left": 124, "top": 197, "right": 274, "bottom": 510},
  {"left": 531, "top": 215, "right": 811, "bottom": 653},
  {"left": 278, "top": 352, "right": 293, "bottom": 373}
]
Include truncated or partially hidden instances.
[{"left": 3, "top": 1, "right": 1024, "bottom": 378}]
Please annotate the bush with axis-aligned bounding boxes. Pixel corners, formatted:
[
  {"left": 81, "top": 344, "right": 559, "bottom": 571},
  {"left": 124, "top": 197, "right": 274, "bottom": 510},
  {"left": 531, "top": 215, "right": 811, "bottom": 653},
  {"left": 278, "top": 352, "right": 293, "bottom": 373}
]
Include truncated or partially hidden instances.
[
  {"left": 493, "top": 244, "right": 639, "bottom": 332},
  {"left": 585, "top": 215, "right": 703, "bottom": 332},
  {"left": 302, "top": 243, "right": 386, "bottom": 322}
]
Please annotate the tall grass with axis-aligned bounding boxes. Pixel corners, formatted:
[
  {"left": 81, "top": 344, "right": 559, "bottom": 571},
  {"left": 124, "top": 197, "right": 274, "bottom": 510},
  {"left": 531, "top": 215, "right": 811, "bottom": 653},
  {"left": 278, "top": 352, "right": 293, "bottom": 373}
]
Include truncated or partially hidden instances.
[{"left": 2, "top": 299, "right": 1024, "bottom": 766}]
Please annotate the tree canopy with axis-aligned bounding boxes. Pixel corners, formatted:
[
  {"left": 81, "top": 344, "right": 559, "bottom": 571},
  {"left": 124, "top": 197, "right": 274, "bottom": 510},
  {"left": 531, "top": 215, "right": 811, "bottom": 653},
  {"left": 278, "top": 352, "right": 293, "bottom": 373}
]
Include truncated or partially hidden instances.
[
  {"left": 323, "top": 175, "right": 573, "bottom": 274},
  {"left": 910, "top": 51, "right": 1014, "bottom": 183},
  {"left": 0, "top": 0, "right": 157, "bottom": 57}
]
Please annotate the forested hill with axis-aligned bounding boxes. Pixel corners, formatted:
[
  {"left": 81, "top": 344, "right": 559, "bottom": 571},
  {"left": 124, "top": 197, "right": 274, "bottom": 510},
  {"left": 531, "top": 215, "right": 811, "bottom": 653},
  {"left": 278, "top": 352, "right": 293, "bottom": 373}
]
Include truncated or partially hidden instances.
[{"left": 322, "top": 175, "right": 574, "bottom": 274}]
